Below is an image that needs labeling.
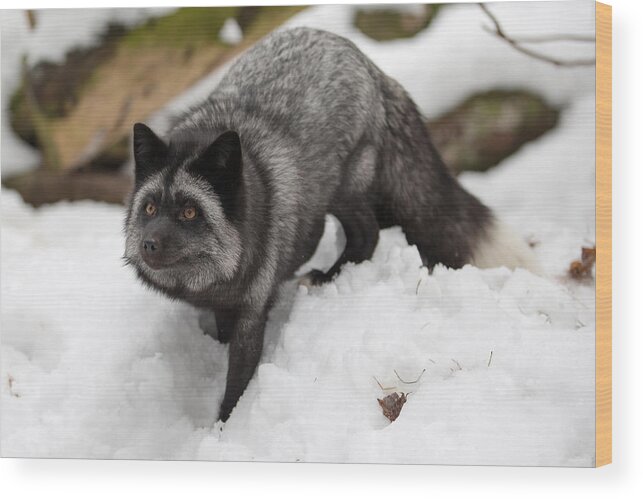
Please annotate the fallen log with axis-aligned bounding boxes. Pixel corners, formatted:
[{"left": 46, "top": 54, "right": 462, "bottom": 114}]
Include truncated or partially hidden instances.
[
  {"left": 3, "top": 89, "right": 560, "bottom": 207},
  {"left": 2, "top": 169, "right": 132, "bottom": 207}
]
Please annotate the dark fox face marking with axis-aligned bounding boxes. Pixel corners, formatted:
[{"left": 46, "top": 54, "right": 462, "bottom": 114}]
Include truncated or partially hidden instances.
[
  {"left": 124, "top": 124, "right": 244, "bottom": 292},
  {"left": 137, "top": 193, "right": 204, "bottom": 270}
]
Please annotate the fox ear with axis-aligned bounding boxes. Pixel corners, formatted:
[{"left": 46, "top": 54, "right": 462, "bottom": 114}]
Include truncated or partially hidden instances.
[
  {"left": 133, "top": 123, "right": 167, "bottom": 186},
  {"left": 190, "top": 131, "right": 243, "bottom": 217}
]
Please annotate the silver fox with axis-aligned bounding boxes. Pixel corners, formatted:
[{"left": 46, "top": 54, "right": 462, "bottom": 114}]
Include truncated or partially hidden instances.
[{"left": 124, "top": 27, "right": 537, "bottom": 422}]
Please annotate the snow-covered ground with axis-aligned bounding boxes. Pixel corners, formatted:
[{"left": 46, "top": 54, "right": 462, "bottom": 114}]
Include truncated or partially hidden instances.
[{"left": 1, "top": 2, "right": 596, "bottom": 465}]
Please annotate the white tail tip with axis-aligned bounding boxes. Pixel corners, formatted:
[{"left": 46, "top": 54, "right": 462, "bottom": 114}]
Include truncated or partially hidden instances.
[{"left": 471, "top": 219, "right": 542, "bottom": 275}]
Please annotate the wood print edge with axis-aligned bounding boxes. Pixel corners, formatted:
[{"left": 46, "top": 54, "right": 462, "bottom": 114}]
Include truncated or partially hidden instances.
[{"left": 595, "top": 0, "right": 612, "bottom": 468}]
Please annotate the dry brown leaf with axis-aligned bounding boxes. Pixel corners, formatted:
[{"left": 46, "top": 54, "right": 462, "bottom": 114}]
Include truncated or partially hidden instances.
[
  {"left": 569, "top": 246, "right": 596, "bottom": 280},
  {"left": 377, "top": 392, "right": 407, "bottom": 422}
]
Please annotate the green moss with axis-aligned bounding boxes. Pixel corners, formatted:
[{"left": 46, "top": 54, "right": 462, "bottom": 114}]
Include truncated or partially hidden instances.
[
  {"left": 354, "top": 4, "right": 442, "bottom": 42},
  {"left": 9, "top": 87, "right": 36, "bottom": 146},
  {"left": 122, "top": 7, "right": 239, "bottom": 48},
  {"left": 240, "top": 6, "right": 306, "bottom": 38}
]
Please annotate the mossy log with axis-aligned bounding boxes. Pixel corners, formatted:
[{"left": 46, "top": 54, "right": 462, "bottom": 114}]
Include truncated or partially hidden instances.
[
  {"left": 353, "top": 4, "right": 441, "bottom": 41},
  {"left": 4, "top": 6, "right": 559, "bottom": 208},
  {"left": 3, "top": 169, "right": 132, "bottom": 207},
  {"left": 9, "top": 6, "right": 306, "bottom": 172},
  {"left": 3, "top": 89, "right": 559, "bottom": 208},
  {"left": 429, "top": 90, "right": 559, "bottom": 173}
]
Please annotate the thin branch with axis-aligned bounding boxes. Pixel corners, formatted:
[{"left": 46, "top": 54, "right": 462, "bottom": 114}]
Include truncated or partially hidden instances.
[
  {"left": 478, "top": 3, "right": 595, "bottom": 68},
  {"left": 501, "top": 33, "right": 595, "bottom": 44},
  {"left": 394, "top": 368, "right": 426, "bottom": 384},
  {"left": 482, "top": 25, "right": 596, "bottom": 47},
  {"left": 373, "top": 376, "right": 396, "bottom": 391}
]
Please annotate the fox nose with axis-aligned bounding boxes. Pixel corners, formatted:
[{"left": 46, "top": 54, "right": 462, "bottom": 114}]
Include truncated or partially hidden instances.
[
  {"left": 142, "top": 239, "right": 160, "bottom": 254},
  {"left": 141, "top": 238, "right": 168, "bottom": 269}
]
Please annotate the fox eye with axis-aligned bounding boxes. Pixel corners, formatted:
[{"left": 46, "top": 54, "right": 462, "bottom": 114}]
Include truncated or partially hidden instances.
[
  {"left": 145, "top": 202, "right": 157, "bottom": 216},
  {"left": 182, "top": 207, "right": 197, "bottom": 220}
]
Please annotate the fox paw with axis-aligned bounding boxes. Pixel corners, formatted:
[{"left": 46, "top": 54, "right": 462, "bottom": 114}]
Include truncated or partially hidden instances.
[{"left": 297, "top": 269, "right": 332, "bottom": 288}]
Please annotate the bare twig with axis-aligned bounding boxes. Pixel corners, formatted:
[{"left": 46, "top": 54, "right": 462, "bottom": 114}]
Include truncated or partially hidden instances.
[
  {"left": 539, "top": 311, "right": 553, "bottom": 324},
  {"left": 26, "top": 10, "right": 37, "bottom": 29},
  {"left": 478, "top": 3, "right": 595, "bottom": 67},
  {"left": 487, "top": 350, "right": 493, "bottom": 367},
  {"left": 394, "top": 368, "right": 426, "bottom": 384},
  {"left": 7, "top": 375, "right": 21, "bottom": 398},
  {"left": 373, "top": 376, "right": 396, "bottom": 391},
  {"left": 501, "top": 33, "right": 595, "bottom": 44}
]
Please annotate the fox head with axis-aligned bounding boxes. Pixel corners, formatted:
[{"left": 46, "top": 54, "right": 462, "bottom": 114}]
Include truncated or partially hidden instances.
[{"left": 124, "top": 123, "right": 244, "bottom": 293}]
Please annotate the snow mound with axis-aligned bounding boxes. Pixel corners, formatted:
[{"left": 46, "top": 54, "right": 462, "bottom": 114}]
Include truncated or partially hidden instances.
[
  {"left": 1, "top": 183, "right": 594, "bottom": 464},
  {"left": 219, "top": 18, "right": 243, "bottom": 45}
]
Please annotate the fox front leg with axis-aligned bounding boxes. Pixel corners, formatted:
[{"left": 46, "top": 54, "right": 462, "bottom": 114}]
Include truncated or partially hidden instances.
[
  {"left": 199, "top": 307, "right": 239, "bottom": 344},
  {"left": 218, "top": 309, "right": 268, "bottom": 422},
  {"left": 198, "top": 309, "right": 218, "bottom": 340}
]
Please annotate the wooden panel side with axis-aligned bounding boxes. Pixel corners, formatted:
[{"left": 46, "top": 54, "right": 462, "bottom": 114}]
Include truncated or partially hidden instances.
[{"left": 595, "top": 1, "right": 612, "bottom": 468}]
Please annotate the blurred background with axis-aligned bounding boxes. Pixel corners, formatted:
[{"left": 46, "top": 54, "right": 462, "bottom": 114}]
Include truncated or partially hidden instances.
[{"left": 0, "top": 2, "right": 594, "bottom": 207}]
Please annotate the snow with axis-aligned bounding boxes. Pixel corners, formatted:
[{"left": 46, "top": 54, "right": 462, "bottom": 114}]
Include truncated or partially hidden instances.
[
  {"left": 1, "top": 2, "right": 596, "bottom": 465},
  {"left": 219, "top": 18, "right": 243, "bottom": 45},
  {"left": 283, "top": 1, "right": 596, "bottom": 116}
]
